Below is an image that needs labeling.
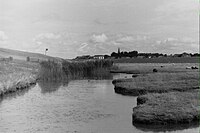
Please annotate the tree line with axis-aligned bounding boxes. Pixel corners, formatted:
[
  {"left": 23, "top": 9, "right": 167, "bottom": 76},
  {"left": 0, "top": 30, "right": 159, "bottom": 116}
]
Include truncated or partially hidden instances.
[
  {"left": 108, "top": 51, "right": 200, "bottom": 59},
  {"left": 110, "top": 51, "right": 166, "bottom": 58}
]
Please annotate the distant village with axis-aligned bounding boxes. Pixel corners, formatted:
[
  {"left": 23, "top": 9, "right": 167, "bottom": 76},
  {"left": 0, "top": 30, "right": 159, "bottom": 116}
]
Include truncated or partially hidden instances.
[{"left": 74, "top": 48, "right": 200, "bottom": 60}]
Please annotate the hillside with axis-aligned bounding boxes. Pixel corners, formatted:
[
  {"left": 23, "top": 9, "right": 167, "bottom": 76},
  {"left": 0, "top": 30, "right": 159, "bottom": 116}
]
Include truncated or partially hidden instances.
[{"left": 0, "top": 48, "right": 63, "bottom": 62}]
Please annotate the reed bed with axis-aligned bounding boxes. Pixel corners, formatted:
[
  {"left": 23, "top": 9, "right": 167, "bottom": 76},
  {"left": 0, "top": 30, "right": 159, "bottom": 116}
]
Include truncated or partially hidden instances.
[{"left": 39, "top": 59, "right": 113, "bottom": 80}]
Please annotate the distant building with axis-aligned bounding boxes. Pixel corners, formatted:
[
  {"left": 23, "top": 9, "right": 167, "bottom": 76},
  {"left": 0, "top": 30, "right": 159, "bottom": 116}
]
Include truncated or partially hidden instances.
[
  {"left": 0, "top": 57, "right": 13, "bottom": 62},
  {"left": 30, "top": 57, "right": 40, "bottom": 62},
  {"left": 158, "top": 56, "right": 163, "bottom": 58},
  {"left": 173, "top": 54, "right": 181, "bottom": 57},
  {"left": 93, "top": 55, "right": 104, "bottom": 60},
  {"left": 181, "top": 52, "right": 191, "bottom": 57}
]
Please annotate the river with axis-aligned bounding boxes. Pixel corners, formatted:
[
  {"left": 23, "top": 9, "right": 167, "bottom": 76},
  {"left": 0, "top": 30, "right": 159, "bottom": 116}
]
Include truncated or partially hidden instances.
[{"left": 0, "top": 73, "right": 199, "bottom": 133}]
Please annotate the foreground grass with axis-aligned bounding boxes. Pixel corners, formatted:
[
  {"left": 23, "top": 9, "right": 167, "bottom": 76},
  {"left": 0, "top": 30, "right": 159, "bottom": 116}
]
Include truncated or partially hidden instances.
[
  {"left": 0, "top": 60, "right": 39, "bottom": 96},
  {"left": 132, "top": 90, "right": 199, "bottom": 125}
]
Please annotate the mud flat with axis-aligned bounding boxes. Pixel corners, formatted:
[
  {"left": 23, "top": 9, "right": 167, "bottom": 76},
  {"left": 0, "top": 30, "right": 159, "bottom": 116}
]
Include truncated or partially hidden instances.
[{"left": 132, "top": 90, "right": 199, "bottom": 125}]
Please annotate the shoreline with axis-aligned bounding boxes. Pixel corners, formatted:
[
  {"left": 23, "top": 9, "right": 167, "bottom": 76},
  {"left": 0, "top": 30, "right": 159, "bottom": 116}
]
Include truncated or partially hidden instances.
[{"left": 0, "top": 76, "right": 37, "bottom": 97}]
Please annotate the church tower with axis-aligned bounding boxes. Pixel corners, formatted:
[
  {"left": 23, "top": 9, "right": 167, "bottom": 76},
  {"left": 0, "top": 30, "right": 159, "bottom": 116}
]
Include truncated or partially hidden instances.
[{"left": 118, "top": 48, "right": 120, "bottom": 54}]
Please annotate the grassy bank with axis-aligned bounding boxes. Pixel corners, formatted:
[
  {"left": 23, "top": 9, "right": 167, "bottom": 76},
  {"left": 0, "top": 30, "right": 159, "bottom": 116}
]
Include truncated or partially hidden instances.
[
  {"left": 0, "top": 60, "right": 39, "bottom": 96},
  {"left": 132, "top": 90, "right": 199, "bottom": 125},
  {"left": 39, "top": 59, "right": 113, "bottom": 80},
  {"left": 112, "top": 63, "right": 199, "bottom": 96}
]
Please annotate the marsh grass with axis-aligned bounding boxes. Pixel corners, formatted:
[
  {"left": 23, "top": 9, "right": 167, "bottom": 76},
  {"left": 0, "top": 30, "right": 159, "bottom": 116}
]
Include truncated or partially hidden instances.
[
  {"left": 113, "top": 72, "right": 199, "bottom": 95},
  {"left": 132, "top": 90, "right": 199, "bottom": 124}
]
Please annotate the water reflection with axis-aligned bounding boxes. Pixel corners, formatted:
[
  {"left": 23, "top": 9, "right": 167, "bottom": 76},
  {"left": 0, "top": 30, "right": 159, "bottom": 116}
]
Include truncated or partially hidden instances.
[
  {"left": 38, "top": 80, "right": 69, "bottom": 94},
  {"left": 85, "top": 71, "right": 113, "bottom": 80},
  {"left": 38, "top": 71, "right": 113, "bottom": 94},
  {"left": 133, "top": 120, "right": 199, "bottom": 132},
  {"left": 77, "top": 70, "right": 113, "bottom": 80}
]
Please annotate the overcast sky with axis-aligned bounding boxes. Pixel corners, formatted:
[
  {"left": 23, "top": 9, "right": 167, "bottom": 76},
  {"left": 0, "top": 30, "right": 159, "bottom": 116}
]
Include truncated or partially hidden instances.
[{"left": 0, "top": 0, "right": 199, "bottom": 58}]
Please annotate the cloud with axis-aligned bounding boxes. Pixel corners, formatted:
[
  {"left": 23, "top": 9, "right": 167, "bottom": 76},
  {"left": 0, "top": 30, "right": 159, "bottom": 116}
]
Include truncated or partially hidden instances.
[
  {"left": 154, "top": 37, "right": 199, "bottom": 53},
  {"left": 0, "top": 31, "right": 9, "bottom": 41},
  {"left": 34, "top": 33, "right": 61, "bottom": 40},
  {"left": 149, "top": 0, "right": 198, "bottom": 40},
  {"left": 116, "top": 35, "right": 150, "bottom": 43},
  {"left": 32, "top": 32, "right": 80, "bottom": 58},
  {"left": 91, "top": 33, "right": 108, "bottom": 43},
  {"left": 78, "top": 43, "right": 89, "bottom": 52},
  {"left": 155, "top": 0, "right": 198, "bottom": 15},
  {"left": 117, "top": 36, "right": 134, "bottom": 42}
]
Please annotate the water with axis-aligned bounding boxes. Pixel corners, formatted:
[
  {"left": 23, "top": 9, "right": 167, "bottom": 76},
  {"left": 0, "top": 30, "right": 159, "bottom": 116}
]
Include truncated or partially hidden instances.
[{"left": 0, "top": 74, "right": 199, "bottom": 133}]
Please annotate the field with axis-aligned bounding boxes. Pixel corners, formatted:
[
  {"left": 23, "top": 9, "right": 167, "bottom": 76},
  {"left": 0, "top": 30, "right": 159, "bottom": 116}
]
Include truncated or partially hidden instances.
[
  {"left": 0, "top": 47, "right": 62, "bottom": 62},
  {"left": 113, "top": 57, "right": 199, "bottom": 63},
  {"left": 112, "top": 63, "right": 199, "bottom": 125},
  {"left": 0, "top": 60, "right": 39, "bottom": 96}
]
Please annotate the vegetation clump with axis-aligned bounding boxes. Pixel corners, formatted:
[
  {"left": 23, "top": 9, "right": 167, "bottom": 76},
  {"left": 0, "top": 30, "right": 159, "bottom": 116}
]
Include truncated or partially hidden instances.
[{"left": 132, "top": 90, "right": 199, "bottom": 125}]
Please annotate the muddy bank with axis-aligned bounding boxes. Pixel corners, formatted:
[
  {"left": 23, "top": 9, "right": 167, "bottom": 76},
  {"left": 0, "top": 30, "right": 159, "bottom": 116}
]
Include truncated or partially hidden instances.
[{"left": 132, "top": 90, "right": 199, "bottom": 125}]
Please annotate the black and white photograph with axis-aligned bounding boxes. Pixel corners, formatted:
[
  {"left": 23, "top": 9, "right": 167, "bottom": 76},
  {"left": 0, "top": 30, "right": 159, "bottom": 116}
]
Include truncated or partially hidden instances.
[{"left": 0, "top": 0, "right": 199, "bottom": 133}]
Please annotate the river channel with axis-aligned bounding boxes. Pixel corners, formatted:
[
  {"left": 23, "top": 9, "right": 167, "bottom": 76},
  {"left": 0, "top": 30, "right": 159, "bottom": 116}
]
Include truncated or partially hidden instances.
[{"left": 0, "top": 73, "right": 199, "bottom": 133}]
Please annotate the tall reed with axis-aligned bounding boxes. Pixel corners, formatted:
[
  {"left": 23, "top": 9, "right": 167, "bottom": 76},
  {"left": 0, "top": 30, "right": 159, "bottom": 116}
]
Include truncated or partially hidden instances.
[{"left": 39, "top": 59, "right": 113, "bottom": 80}]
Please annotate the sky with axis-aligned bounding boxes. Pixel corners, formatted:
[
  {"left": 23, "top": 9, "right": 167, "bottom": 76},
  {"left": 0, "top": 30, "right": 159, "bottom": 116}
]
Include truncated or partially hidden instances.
[{"left": 0, "top": 0, "right": 199, "bottom": 59}]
